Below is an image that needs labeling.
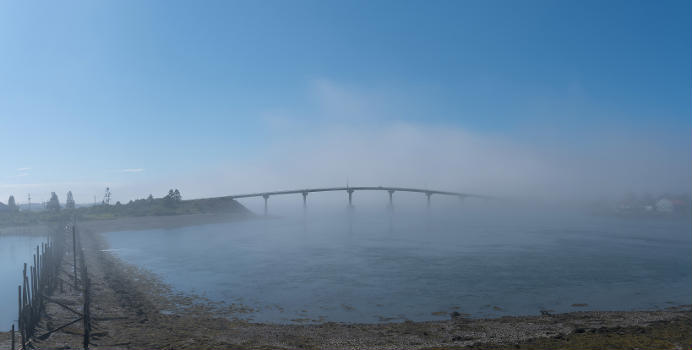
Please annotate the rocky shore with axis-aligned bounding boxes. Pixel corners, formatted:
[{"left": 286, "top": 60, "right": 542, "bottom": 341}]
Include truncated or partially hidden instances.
[{"left": 1, "top": 214, "right": 689, "bottom": 349}]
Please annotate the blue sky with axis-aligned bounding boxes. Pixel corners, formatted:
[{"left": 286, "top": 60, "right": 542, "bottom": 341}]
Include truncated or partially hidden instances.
[{"left": 0, "top": 0, "right": 690, "bottom": 204}]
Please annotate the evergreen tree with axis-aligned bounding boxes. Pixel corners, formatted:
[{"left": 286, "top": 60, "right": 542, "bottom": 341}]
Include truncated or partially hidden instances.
[
  {"left": 47, "top": 192, "right": 61, "bottom": 211},
  {"left": 7, "top": 195, "right": 17, "bottom": 212},
  {"left": 164, "top": 189, "right": 182, "bottom": 206},
  {"left": 66, "top": 191, "right": 76, "bottom": 209}
]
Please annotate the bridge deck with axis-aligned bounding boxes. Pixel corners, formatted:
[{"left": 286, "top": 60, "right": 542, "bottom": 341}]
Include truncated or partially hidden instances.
[{"left": 226, "top": 186, "right": 487, "bottom": 199}]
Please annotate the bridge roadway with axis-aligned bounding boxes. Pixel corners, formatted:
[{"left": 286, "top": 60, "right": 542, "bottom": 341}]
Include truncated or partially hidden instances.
[{"left": 226, "top": 186, "right": 489, "bottom": 215}]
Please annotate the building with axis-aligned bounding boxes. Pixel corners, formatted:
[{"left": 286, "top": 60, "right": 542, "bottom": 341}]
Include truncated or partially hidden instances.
[{"left": 656, "top": 198, "right": 674, "bottom": 213}]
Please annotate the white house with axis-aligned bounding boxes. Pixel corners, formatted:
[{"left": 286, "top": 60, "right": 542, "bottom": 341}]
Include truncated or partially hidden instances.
[{"left": 656, "top": 198, "right": 674, "bottom": 213}]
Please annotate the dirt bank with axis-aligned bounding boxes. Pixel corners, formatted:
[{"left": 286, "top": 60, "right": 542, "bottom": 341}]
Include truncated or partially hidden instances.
[{"left": 4, "top": 215, "right": 690, "bottom": 350}]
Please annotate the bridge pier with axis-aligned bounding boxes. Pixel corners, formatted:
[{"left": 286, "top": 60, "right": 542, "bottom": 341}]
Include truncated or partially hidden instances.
[
  {"left": 302, "top": 192, "right": 308, "bottom": 219},
  {"left": 426, "top": 192, "right": 432, "bottom": 210},
  {"left": 387, "top": 190, "right": 395, "bottom": 232},
  {"left": 263, "top": 194, "right": 269, "bottom": 216},
  {"left": 347, "top": 189, "right": 354, "bottom": 208}
]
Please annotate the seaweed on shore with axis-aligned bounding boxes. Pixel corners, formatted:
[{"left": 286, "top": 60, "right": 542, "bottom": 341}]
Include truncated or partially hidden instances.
[{"left": 424, "top": 315, "right": 692, "bottom": 350}]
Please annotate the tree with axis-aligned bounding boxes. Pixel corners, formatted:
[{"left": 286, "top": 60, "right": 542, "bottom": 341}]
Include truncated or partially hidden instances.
[
  {"left": 164, "top": 189, "right": 182, "bottom": 206},
  {"left": 47, "top": 192, "right": 61, "bottom": 211},
  {"left": 7, "top": 195, "right": 18, "bottom": 212},
  {"left": 7, "top": 196, "right": 19, "bottom": 212},
  {"left": 147, "top": 194, "right": 154, "bottom": 202},
  {"left": 65, "top": 191, "right": 76, "bottom": 209}
]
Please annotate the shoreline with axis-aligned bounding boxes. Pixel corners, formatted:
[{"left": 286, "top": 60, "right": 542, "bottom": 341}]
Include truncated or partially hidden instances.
[
  {"left": 0, "top": 211, "right": 254, "bottom": 237},
  {"left": 1, "top": 214, "right": 690, "bottom": 349}
]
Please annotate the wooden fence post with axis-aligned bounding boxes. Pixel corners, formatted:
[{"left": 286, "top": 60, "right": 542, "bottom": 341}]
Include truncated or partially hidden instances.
[
  {"left": 83, "top": 275, "right": 90, "bottom": 350},
  {"left": 73, "top": 225, "right": 77, "bottom": 287},
  {"left": 14, "top": 224, "right": 68, "bottom": 348},
  {"left": 17, "top": 285, "right": 21, "bottom": 347},
  {"left": 20, "top": 285, "right": 25, "bottom": 350}
]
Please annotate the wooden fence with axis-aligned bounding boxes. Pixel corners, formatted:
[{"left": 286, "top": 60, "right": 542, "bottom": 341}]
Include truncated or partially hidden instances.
[
  {"left": 8, "top": 219, "right": 92, "bottom": 350},
  {"left": 15, "top": 225, "right": 65, "bottom": 349},
  {"left": 75, "top": 222, "right": 92, "bottom": 349}
]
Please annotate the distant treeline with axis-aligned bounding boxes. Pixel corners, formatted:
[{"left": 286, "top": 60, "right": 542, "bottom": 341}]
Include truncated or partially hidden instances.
[{"left": 0, "top": 190, "right": 249, "bottom": 227}]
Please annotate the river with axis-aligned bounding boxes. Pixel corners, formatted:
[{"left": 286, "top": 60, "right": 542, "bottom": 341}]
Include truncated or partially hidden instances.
[
  {"left": 0, "top": 235, "right": 46, "bottom": 330},
  {"left": 103, "top": 206, "right": 691, "bottom": 324}
]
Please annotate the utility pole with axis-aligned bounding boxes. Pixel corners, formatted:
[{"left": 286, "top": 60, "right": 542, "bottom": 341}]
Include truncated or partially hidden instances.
[{"left": 27, "top": 194, "right": 31, "bottom": 212}]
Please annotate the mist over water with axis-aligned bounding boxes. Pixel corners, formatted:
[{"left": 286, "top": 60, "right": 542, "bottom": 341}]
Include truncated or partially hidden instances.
[{"left": 104, "top": 203, "right": 691, "bottom": 323}]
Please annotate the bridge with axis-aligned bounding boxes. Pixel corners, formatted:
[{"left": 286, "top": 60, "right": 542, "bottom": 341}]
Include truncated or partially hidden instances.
[{"left": 227, "top": 186, "right": 490, "bottom": 216}]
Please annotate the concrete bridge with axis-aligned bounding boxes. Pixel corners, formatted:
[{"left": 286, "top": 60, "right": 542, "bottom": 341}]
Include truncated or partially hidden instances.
[{"left": 227, "top": 186, "right": 490, "bottom": 216}]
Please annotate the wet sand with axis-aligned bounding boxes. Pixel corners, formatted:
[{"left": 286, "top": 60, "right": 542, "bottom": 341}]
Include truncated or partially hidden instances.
[{"left": 1, "top": 214, "right": 690, "bottom": 349}]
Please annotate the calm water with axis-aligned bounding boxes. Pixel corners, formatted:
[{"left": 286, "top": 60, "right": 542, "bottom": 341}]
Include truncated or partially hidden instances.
[
  {"left": 104, "top": 206, "right": 691, "bottom": 323},
  {"left": 0, "top": 235, "right": 46, "bottom": 330}
]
